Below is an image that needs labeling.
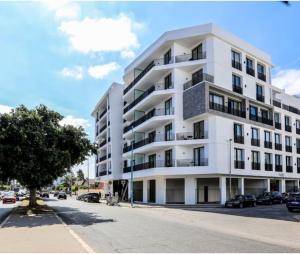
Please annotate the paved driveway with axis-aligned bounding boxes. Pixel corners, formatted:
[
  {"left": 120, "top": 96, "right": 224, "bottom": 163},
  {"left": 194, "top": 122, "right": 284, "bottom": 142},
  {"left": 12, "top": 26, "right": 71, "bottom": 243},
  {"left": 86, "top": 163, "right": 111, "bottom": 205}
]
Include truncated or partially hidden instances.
[
  {"left": 47, "top": 197, "right": 300, "bottom": 253},
  {"left": 0, "top": 202, "right": 17, "bottom": 224}
]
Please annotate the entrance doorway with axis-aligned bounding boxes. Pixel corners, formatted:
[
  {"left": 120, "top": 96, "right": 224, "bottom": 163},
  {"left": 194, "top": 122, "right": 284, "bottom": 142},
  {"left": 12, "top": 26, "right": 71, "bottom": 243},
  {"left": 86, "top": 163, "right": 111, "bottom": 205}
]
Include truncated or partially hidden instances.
[{"left": 148, "top": 180, "right": 156, "bottom": 203}]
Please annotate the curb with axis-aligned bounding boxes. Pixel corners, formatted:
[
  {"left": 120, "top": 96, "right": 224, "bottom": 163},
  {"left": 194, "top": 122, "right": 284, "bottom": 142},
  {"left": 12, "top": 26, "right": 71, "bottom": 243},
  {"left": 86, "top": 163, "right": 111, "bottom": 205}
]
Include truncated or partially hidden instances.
[{"left": 0, "top": 207, "right": 15, "bottom": 228}]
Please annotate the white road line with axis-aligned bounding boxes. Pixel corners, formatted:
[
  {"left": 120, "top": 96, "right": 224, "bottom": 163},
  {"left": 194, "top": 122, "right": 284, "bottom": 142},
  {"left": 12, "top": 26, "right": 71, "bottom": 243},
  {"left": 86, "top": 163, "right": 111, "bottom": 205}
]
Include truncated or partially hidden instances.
[{"left": 54, "top": 211, "right": 95, "bottom": 253}]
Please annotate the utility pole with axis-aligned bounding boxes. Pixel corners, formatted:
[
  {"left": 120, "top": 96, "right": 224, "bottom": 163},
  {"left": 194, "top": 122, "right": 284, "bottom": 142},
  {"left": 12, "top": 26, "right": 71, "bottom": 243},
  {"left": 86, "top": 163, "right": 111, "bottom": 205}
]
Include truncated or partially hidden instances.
[
  {"left": 229, "top": 138, "right": 233, "bottom": 199},
  {"left": 130, "top": 126, "right": 134, "bottom": 208},
  {"left": 87, "top": 157, "right": 90, "bottom": 193}
]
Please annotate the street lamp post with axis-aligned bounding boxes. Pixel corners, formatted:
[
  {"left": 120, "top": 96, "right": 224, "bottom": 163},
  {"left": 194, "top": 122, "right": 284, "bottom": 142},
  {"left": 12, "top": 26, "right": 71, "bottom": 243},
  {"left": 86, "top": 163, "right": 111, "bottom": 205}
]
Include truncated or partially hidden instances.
[
  {"left": 87, "top": 157, "right": 90, "bottom": 193},
  {"left": 130, "top": 126, "right": 134, "bottom": 208},
  {"left": 229, "top": 138, "right": 233, "bottom": 199}
]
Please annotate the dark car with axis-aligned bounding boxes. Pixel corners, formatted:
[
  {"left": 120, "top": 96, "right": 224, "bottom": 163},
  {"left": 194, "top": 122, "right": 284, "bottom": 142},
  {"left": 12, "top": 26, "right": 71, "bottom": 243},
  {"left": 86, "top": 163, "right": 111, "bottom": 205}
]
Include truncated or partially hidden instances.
[
  {"left": 83, "top": 193, "right": 100, "bottom": 203},
  {"left": 54, "top": 191, "right": 59, "bottom": 197},
  {"left": 57, "top": 192, "right": 67, "bottom": 199},
  {"left": 76, "top": 193, "right": 87, "bottom": 201},
  {"left": 286, "top": 192, "right": 300, "bottom": 212},
  {"left": 257, "top": 191, "right": 283, "bottom": 205},
  {"left": 270, "top": 191, "right": 283, "bottom": 204},
  {"left": 225, "top": 194, "right": 256, "bottom": 208},
  {"left": 41, "top": 192, "right": 49, "bottom": 198}
]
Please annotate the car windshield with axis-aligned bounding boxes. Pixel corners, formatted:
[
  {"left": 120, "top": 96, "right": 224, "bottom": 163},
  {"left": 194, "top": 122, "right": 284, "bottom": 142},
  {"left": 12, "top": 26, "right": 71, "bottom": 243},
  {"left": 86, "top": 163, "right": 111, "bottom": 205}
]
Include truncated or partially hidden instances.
[{"left": 234, "top": 195, "right": 243, "bottom": 200}]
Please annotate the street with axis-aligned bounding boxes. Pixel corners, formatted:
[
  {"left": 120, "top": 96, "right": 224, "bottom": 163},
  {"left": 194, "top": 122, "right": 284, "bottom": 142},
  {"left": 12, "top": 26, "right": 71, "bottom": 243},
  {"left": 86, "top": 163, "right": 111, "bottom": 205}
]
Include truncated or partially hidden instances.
[
  {"left": 0, "top": 202, "right": 16, "bottom": 224},
  {"left": 46, "top": 197, "right": 300, "bottom": 253}
]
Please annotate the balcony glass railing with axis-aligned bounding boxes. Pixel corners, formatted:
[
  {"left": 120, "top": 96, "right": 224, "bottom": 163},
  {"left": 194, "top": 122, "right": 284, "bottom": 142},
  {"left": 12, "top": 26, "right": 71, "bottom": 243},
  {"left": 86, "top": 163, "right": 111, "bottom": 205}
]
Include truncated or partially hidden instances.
[
  {"left": 123, "top": 160, "right": 176, "bottom": 173},
  {"left": 175, "top": 52, "right": 206, "bottom": 63},
  {"left": 232, "top": 60, "right": 242, "bottom": 71},
  {"left": 275, "top": 165, "right": 282, "bottom": 172},
  {"left": 99, "top": 140, "right": 107, "bottom": 148},
  {"left": 251, "top": 138, "right": 260, "bottom": 147},
  {"left": 176, "top": 158, "right": 208, "bottom": 167},
  {"left": 176, "top": 131, "right": 208, "bottom": 140},
  {"left": 233, "top": 84, "right": 243, "bottom": 94},
  {"left": 252, "top": 162, "right": 260, "bottom": 170},
  {"left": 249, "top": 114, "right": 273, "bottom": 126},
  {"left": 183, "top": 73, "right": 214, "bottom": 90},
  {"left": 265, "top": 163, "right": 273, "bottom": 171},
  {"left": 264, "top": 141, "right": 272, "bottom": 149},
  {"left": 275, "top": 143, "right": 282, "bottom": 151},
  {"left": 234, "top": 135, "right": 244, "bottom": 144},
  {"left": 209, "top": 102, "right": 246, "bottom": 118},
  {"left": 234, "top": 160, "right": 245, "bottom": 169},
  {"left": 123, "top": 107, "right": 174, "bottom": 133},
  {"left": 99, "top": 155, "right": 107, "bottom": 162},
  {"left": 124, "top": 82, "right": 174, "bottom": 114},
  {"left": 258, "top": 72, "right": 266, "bottom": 82},
  {"left": 123, "top": 133, "right": 175, "bottom": 153},
  {"left": 246, "top": 67, "right": 255, "bottom": 76}
]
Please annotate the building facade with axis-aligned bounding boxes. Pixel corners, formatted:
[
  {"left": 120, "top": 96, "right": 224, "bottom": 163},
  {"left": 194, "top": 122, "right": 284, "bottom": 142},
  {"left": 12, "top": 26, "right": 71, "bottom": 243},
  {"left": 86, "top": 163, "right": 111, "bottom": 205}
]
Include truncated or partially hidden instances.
[
  {"left": 120, "top": 23, "right": 300, "bottom": 204},
  {"left": 92, "top": 83, "right": 123, "bottom": 195}
]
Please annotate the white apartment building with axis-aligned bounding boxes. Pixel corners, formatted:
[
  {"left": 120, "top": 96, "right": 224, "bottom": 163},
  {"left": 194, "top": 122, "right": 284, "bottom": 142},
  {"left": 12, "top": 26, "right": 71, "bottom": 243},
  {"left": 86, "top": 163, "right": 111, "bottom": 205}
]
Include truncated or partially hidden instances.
[
  {"left": 120, "top": 23, "right": 300, "bottom": 205},
  {"left": 91, "top": 83, "right": 123, "bottom": 195}
]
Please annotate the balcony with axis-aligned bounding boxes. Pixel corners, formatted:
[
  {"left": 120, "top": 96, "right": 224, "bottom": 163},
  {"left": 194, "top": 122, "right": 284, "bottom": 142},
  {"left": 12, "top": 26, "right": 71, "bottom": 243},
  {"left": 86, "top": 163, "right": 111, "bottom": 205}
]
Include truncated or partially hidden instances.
[
  {"left": 251, "top": 138, "right": 260, "bottom": 147},
  {"left": 275, "top": 165, "right": 282, "bottom": 172},
  {"left": 252, "top": 162, "right": 260, "bottom": 170},
  {"left": 234, "top": 135, "right": 244, "bottom": 144},
  {"left": 264, "top": 141, "right": 272, "bottom": 149},
  {"left": 99, "top": 109, "right": 107, "bottom": 119},
  {"left": 183, "top": 73, "right": 214, "bottom": 90},
  {"left": 123, "top": 133, "right": 175, "bottom": 153},
  {"left": 124, "top": 52, "right": 207, "bottom": 95},
  {"left": 275, "top": 122, "right": 281, "bottom": 130},
  {"left": 258, "top": 72, "right": 266, "bottom": 82},
  {"left": 176, "top": 131, "right": 208, "bottom": 140},
  {"left": 123, "top": 160, "right": 175, "bottom": 173},
  {"left": 99, "top": 155, "right": 107, "bottom": 162},
  {"left": 286, "top": 166, "right": 293, "bottom": 173},
  {"left": 99, "top": 125, "right": 107, "bottom": 134},
  {"left": 123, "top": 107, "right": 174, "bottom": 134},
  {"left": 286, "top": 145, "right": 292, "bottom": 153},
  {"left": 273, "top": 100, "right": 281, "bottom": 108},
  {"left": 285, "top": 125, "right": 292, "bottom": 132},
  {"left": 123, "top": 82, "right": 174, "bottom": 114},
  {"left": 209, "top": 102, "right": 246, "bottom": 118},
  {"left": 232, "top": 60, "right": 242, "bottom": 71},
  {"left": 234, "top": 160, "right": 245, "bottom": 169},
  {"left": 233, "top": 84, "right": 243, "bottom": 94},
  {"left": 246, "top": 67, "right": 255, "bottom": 76},
  {"left": 99, "top": 140, "right": 107, "bottom": 148},
  {"left": 256, "top": 94, "right": 265, "bottom": 103},
  {"left": 176, "top": 158, "right": 208, "bottom": 167},
  {"left": 297, "top": 128, "right": 300, "bottom": 135},
  {"left": 265, "top": 163, "right": 273, "bottom": 171},
  {"left": 275, "top": 143, "right": 282, "bottom": 151},
  {"left": 249, "top": 114, "right": 273, "bottom": 126}
]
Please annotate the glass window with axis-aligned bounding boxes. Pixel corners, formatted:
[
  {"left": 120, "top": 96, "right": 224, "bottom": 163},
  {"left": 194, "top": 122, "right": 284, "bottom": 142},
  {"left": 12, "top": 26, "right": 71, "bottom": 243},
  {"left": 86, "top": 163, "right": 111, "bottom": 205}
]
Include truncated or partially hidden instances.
[
  {"left": 148, "top": 154, "right": 156, "bottom": 168},
  {"left": 192, "top": 43, "right": 203, "bottom": 60},
  {"left": 164, "top": 73, "right": 172, "bottom": 89},
  {"left": 235, "top": 148, "right": 244, "bottom": 161},
  {"left": 275, "top": 133, "right": 281, "bottom": 144},
  {"left": 296, "top": 120, "right": 300, "bottom": 129},
  {"left": 164, "top": 49, "right": 172, "bottom": 64},
  {"left": 285, "top": 116, "right": 291, "bottom": 126},
  {"left": 194, "top": 121, "right": 205, "bottom": 139},
  {"left": 250, "top": 105, "right": 258, "bottom": 117},
  {"left": 234, "top": 124, "right": 243, "bottom": 137},
  {"left": 275, "top": 155, "right": 282, "bottom": 166},
  {"left": 194, "top": 147, "right": 205, "bottom": 166},
  {"left": 256, "top": 84, "right": 263, "bottom": 95},
  {"left": 232, "top": 74, "right": 241, "bottom": 87},
  {"left": 164, "top": 98, "right": 172, "bottom": 115},
  {"left": 265, "top": 131, "right": 271, "bottom": 142},
  {"left": 252, "top": 128, "right": 259, "bottom": 140},
  {"left": 265, "top": 153, "right": 272, "bottom": 164},
  {"left": 232, "top": 50, "right": 241, "bottom": 63},
  {"left": 257, "top": 63, "right": 265, "bottom": 75},
  {"left": 246, "top": 58, "right": 253, "bottom": 69},
  {"left": 209, "top": 93, "right": 224, "bottom": 105},
  {"left": 274, "top": 112, "right": 280, "bottom": 123},
  {"left": 297, "top": 139, "right": 300, "bottom": 148},
  {"left": 192, "top": 69, "right": 203, "bottom": 85},
  {"left": 285, "top": 136, "right": 291, "bottom": 146},
  {"left": 165, "top": 149, "right": 173, "bottom": 167},
  {"left": 165, "top": 123, "right": 173, "bottom": 141},
  {"left": 252, "top": 151, "right": 260, "bottom": 163},
  {"left": 286, "top": 156, "right": 292, "bottom": 166}
]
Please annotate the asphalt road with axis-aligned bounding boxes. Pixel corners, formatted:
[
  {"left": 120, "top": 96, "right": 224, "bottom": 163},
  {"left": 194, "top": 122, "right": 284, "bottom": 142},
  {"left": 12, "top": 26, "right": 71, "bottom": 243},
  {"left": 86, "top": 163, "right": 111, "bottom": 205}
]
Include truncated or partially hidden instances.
[
  {"left": 46, "top": 197, "right": 300, "bottom": 253},
  {"left": 0, "top": 202, "right": 17, "bottom": 224}
]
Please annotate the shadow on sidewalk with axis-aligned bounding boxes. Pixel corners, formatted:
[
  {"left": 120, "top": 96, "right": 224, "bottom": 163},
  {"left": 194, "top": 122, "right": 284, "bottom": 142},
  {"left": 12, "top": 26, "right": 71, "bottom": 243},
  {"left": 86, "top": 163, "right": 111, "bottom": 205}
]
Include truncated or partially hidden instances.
[{"left": 3, "top": 205, "right": 114, "bottom": 228}]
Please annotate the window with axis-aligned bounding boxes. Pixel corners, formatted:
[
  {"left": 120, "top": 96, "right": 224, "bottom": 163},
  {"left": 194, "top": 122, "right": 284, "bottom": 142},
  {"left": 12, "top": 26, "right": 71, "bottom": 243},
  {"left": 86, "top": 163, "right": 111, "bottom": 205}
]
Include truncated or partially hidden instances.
[
  {"left": 257, "top": 63, "right": 266, "bottom": 81},
  {"left": 165, "top": 149, "right": 173, "bottom": 167},
  {"left": 164, "top": 49, "right": 172, "bottom": 64},
  {"left": 228, "top": 99, "right": 244, "bottom": 117},
  {"left": 234, "top": 148, "right": 244, "bottom": 169},
  {"left": 234, "top": 124, "right": 243, "bottom": 144},
  {"left": 286, "top": 156, "right": 293, "bottom": 173},
  {"left": 232, "top": 50, "right": 242, "bottom": 70},
  {"left": 297, "top": 139, "right": 300, "bottom": 154},
  {"left": 164, "top": 73, "right": 172, "bottom": 89},
  {"left": 209, "top": 93, "right": 224, "bottom": 112},
  {"left": 165, "top": 123, "right": 173, "bottom": 141},
  {"left": 275, "top": 133, "right": 281, "bottom": 144},
  {"left": 164, "top": 98, "right": 172, "bottom": 115},
  {"left": 148, "top": 131, "right": 156, "bottom": 143},
  {"left": 285, "top": 116, "right": 291, "bottom": 132},
  {"left": 192, "top": 69, "right": 203, "bottom": 85},
  {"left": 285, "top": 136, "right": 292, "bottom": 152},
  {"left": 296, "top": 120, "right": 300, "bottom": 134},
  {"left": 193, "top": 147, "right": 205, "bottom": 166},
  {"left": 251, "top": 128, "right": 260, "bottom": 146},
  {"left": 232, "top": 74, "right": 242, "bottom": 94},
  {"left": 275, "top": 155, "right": 282, "bottom": 172},
  {"left": 274, "top": 112, "right": 281, "bottom": 129},
  {"left": 191, "top": 43, "right": 203, "bottom": 60},
  {"left": 252, "top": 151, "right": 260, "bottom": 170},
  {"left": 246, "top": 58, "right": 255, "bottom": 76},
  {"left": 256, "top": 84, "right": 264, "bottom": 102},
  {"left": 249, "top": 105, "right": 258, "bottom": 121},
  {"left": 297, "top": 158, "right": 300, "bottom": 173},
  {"left": 261, "top": 109, "right": 268, "bottom": 120},
  {"left": 264, "top": 131, "right": 272, "bottom": 149},
  {"left": 265, "top": 153, "right": 272, "bottom": 171},
  {"left": 194, "top": 121, "right": 205, "bottom": 139},
  {"left": 148, "top": 154, "right": 156, "bottom": 168}
]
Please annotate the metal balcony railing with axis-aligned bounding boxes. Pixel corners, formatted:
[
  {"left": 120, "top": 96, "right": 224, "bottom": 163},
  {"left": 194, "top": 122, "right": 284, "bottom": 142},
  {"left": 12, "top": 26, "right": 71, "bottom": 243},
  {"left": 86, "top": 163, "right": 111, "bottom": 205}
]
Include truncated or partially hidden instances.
[
  {"left": 286, "top": 145, "right": 293, "bottom": 153},
  {"left": 265, "top": 163, "right": 273, "bottom": 171},
  {"left": 249, "top": 114, "right": 273, "bottom": 126},
  {"left": 99, "top": 125, "right": 107, "bottom": 134},
  {"left": 123, "top": 160, "right": 175, "bottom": 173},
  {"left": 234, "top": 161, "right": 245, "bottom": 169},
  {"left": 183, "top": 73, "right": 214, "bottom": 90},
  {"left": 233, "top": 84, "right": 243, "bottom": 94},
  {"left": 264, "top": 141, "right": 272, "bottom": 149},
  {"left": 99, "top": 140, "right": 107, "bottom": 148},
  {"left": 275, "top": 143, "right": 282, "bottom": 151},
  {"left": 99, "top": 171, "right": 107, "bottom": 176},
  {"left": 176, "top": 158, "right": 208, "bottom": 167},
  {"left": 99, "top": 155, "right": 107, "bottom": 162},
  {"left": 256, "top": 94, "right": 265, "bottom": 103},
  {"left": 273, "top": 100, "right": 281, "bottom": 108},
  {"left": 251, "top": 138, "right": 260, "bottom": 147},
  {"left": 99, "top": 109, "right": 107, "bottom": 119},
  {"left": 209, "top": 102, "right": 246, "bottom": 118},
  {"left": 286, "top": 166, "right": 293, "bottom": 173},
  {"left": 275, "top": 122, "right": 281, "bottom": 129},
  {"left": 285, "top": 125, "right": 292, "bottom": 132},
  {"left": 175, "top": 52, "right": 206, "bottom": 63},
  {"left": 258, "top": 72, "right": 266, "bottom": 82},
  {"left": 275, "top": 165, "right": 283, "bottom": 172},
  {"left": 123, "top": 107, "right": 174, "bottom": 133},
  {"left": 234, "top": 135, "right": 244, "bottom": 144},
  {"left": 246, "top": 67, "right": 255, "bottom": 76},
  {"left": 252, "top": 162, "right": 260, "bottom": 170},
  {"left": 232, "top": 60, "right": 242, "bottom": 71},
  {"left": 176, "top": 131, "right": 208, "bottom": 140}
]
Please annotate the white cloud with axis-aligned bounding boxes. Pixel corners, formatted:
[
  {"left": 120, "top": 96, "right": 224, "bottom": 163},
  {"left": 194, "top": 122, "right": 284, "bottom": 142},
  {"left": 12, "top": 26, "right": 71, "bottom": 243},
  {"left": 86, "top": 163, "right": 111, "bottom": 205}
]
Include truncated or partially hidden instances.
[
  {"left": 0, "top": 104, "right": 13, "bottom": 114},
  {"left": 59, "top": 14, "right": 140, "bottom": 54},
  {"left": 55, "top": 4, "right": 80, "bottom": 20},
  {"left": 272, "top": 69, "right": 300, "bottom": 95},
  {"left": 121, "top": 49, "right": 135, "bottom": 59},
  {"left": 59, "top": 115, "right": 90, "bottom": 129},
  {"left": 61, "top": 66, "right": 83, "bottom": 80},
  {"left": 88, "top": 62, "right": 119, "bottom": 79}
]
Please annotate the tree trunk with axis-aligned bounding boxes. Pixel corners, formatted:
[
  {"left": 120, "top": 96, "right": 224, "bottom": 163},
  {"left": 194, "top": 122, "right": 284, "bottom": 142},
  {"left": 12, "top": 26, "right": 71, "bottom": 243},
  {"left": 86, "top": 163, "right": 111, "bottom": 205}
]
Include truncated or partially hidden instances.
[{"left": 29, "top": 188, "right": 37, "bottom": 207}]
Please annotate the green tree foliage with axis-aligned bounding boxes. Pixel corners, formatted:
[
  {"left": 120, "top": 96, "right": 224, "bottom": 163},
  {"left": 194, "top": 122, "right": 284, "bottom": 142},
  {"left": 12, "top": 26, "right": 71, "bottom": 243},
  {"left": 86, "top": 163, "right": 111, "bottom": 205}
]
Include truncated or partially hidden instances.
[
  {"left": 0, "top": 105, "right": 97, "bottom": 206},
  {"left": 76, "top": 169, "right": 85, "bottom": 182}
]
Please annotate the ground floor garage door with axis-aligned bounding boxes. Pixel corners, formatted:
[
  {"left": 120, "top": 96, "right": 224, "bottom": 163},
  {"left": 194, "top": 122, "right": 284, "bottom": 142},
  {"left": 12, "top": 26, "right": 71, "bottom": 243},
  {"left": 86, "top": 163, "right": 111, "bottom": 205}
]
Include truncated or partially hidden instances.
[{"left": 166, "top": 178, "right": 184, "bottom": 204}]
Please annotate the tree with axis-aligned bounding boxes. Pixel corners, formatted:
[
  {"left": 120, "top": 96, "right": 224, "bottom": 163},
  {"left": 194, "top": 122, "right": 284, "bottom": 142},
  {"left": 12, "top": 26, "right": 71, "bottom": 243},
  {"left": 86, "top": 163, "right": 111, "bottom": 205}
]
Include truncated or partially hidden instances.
[
  {"left": 76, "top": 169, "right": 85, "bottom": 184},
  {"left": 0, "top": 105, "right": 97, "bottom": 206},
  {"left": 62, "top": 172, "right": 76, "bottom": 188}
]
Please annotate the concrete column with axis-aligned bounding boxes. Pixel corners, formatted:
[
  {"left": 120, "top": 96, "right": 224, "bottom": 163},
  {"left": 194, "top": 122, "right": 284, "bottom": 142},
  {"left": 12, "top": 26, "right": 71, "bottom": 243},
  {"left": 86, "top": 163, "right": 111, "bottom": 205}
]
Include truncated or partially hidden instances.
[
  {"left": 279, "top": 179, "right": 286, "bottom": 193},
  {"left": 219, "top": 176, "right": 227, "bottom": 205},
  {"left": 185, "top": 177, "right": 197, "bottom": 205},
  {"left": 128, "top": 180, "right": 132, "bottom": 200},
  {"left": 143, "top": 179, "right": 148, "bottom": 203},
  {"left": 265, "top": 179, "right": 271, "bottom": 192},
  {"left": 156, "top": 177, "right": 166, "bottom": 204},
  {"left": 238, "top": 178, "right": 244, "bottom": 195}
]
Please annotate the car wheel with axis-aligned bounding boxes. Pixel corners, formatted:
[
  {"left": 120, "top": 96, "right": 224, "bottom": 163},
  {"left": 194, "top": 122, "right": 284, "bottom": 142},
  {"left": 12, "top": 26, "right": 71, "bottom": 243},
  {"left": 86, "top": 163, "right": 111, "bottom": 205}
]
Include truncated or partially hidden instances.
[{"left": 239, "top": 203, "right": 243, "bottom": 208}]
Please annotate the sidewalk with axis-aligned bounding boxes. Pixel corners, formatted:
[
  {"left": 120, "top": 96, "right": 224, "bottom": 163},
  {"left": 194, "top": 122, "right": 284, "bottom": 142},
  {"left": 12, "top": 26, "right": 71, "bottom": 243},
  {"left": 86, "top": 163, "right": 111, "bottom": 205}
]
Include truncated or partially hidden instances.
[{"left": 0, "top": 203, "right": 90, "bottom": 253}]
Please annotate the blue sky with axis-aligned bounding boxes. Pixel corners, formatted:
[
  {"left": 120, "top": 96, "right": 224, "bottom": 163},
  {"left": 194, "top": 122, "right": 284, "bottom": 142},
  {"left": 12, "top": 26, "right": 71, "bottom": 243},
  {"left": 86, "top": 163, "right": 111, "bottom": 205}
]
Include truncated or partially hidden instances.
[{"left": 1, "top": 1, "right": 300, "bottom": 140}]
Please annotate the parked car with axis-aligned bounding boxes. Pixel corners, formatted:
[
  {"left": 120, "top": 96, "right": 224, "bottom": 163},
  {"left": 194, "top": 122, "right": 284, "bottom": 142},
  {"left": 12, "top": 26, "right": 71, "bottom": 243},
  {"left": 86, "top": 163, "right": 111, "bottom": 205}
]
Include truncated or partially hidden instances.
[
  {"left": 77, "top": 193, "right": 87, "bottom": 201},
  {"left": 41, "top": 192, "right": 49, "bottom": 198},
  {"left": 270, "top": 191, "right": 283, "bottom": 204},
  {"left": 2, "top": 192, "right": 16, "bottom": 204},
  {"left": 83, "top": 193, "right": 100, "bottom": 203},
  {"left": 57, "top": 192, "right": 67, "bottom": 199},
  {"left": 256, "top": 191, "right": 283, "bottom": 205},
  {"left": 54, "top": 191, "right": 59, "bottom": 197},
  {"left": 286, "top": 192, "right": 300, "bottom": 212},
  {"left": 225, "top": 194, "right": 256, "bottom": 208}
]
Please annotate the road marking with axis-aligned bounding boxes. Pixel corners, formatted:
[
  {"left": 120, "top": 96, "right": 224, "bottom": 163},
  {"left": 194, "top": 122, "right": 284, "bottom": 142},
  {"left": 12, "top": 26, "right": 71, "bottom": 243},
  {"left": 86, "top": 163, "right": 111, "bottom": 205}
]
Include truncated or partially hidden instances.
[
  {"left": 0, "top": 209, "right": 14, "bottom": 228},
  {"left": 54, "top": 211, "right": 95, "bottom": 253}
]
